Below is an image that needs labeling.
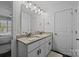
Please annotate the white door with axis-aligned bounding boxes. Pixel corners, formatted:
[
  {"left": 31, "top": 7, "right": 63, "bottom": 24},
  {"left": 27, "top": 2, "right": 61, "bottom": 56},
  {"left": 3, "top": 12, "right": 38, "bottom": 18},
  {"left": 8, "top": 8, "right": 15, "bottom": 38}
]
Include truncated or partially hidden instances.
[
  {"left": 54, "top": 9, "right": 73, "bottom": 56},
  {"left": 76, "top": 8, "right": 79, "bottom": 56}
]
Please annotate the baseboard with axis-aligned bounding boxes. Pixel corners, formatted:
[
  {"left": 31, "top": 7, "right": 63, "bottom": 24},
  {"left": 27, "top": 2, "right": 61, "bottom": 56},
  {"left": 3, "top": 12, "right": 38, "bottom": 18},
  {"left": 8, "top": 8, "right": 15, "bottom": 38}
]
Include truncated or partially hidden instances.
[
  {"left": 0, "top": 50, "right": 11, "bottom": 57},
  {"left": 51, "top": 50, "right": 71, "bottom": 57}
]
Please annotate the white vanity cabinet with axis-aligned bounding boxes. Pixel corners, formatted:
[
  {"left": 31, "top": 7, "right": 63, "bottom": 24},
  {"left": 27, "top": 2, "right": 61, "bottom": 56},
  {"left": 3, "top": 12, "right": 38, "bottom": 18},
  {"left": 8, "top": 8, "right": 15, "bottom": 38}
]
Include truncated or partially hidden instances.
[{"left": 17, "top": 35, "right": 52, "bottom": 57}]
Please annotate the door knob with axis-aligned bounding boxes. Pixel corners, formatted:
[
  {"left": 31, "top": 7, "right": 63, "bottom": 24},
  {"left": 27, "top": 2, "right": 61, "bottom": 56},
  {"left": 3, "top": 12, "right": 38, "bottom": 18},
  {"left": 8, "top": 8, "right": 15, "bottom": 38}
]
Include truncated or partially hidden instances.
[{"left": 55, "top": 33, "right": 57, "bottom": 35}]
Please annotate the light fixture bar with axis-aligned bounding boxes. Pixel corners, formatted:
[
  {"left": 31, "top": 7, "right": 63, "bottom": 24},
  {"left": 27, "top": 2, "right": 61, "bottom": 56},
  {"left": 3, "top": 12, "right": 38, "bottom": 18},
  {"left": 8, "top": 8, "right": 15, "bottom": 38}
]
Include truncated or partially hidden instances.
[{"left": 24, "top": 1, "right": 46, "bottom": 15}]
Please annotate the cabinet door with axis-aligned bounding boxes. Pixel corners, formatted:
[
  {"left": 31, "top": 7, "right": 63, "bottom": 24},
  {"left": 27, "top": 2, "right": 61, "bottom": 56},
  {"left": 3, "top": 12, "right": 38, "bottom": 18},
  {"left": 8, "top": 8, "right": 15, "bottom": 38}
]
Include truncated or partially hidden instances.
[
  {"left": 44, "top": 39, "right": 52, "bottom": 56},
  {"left": 28, "top": 44, "right": 46, "bottom": 57},
  {"left": 45, "top": 41, "right": 50, "bottom": 56},
  {"left": 28, "top": 48, "right": 40, "bottom": 57},
  {"left": 48, "top": 39, "right": 52, "bottom": 51},
  {"left": 17, "top": 41, "right": 27, "bottom": 57},
  {"left": 39, "top": 43, "right": 46, "bottom": 57}
]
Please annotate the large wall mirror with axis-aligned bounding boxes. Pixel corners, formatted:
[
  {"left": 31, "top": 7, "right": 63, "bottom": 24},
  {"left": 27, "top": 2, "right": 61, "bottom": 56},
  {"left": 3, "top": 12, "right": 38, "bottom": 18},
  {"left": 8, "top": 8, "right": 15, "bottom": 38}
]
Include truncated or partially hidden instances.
[{"left": 20, "top": 4, "right": 31, "bottom": 35}]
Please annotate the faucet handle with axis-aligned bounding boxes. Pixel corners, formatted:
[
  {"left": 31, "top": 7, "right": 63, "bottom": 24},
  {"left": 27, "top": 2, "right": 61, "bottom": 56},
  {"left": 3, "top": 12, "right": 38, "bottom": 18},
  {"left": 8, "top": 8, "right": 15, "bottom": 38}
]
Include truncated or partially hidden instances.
[{"left": 22, "top": 32, "right": 28, "bottom": 36}]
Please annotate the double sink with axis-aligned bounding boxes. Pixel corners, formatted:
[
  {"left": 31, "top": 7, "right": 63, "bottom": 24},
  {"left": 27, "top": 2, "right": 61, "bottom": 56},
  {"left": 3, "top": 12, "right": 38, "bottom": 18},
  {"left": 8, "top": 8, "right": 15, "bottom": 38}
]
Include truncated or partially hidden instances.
[
  {"left": 17, "top": 32, "right": 52, "bottom": 44},
  {"left": 23, "top": 32, "right": 46, "bottom": 41}
]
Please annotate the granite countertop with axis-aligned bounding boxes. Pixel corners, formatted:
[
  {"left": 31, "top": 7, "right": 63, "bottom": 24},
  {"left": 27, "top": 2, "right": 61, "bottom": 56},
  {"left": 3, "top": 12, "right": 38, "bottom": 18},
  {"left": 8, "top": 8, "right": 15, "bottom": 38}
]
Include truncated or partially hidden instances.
[{"left": 17, "top": 32, "right": 52, "bottom": 45}]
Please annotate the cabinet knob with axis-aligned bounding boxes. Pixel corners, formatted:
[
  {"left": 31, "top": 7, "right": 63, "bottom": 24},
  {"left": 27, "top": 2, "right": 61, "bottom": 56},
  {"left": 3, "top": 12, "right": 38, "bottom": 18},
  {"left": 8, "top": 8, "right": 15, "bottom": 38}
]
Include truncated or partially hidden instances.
[
  {"left": 49, "top": 42, "right": 51, "bottom": 45},
  {"left": 37, "top": 50, "right": 40, "bottom": 55}
]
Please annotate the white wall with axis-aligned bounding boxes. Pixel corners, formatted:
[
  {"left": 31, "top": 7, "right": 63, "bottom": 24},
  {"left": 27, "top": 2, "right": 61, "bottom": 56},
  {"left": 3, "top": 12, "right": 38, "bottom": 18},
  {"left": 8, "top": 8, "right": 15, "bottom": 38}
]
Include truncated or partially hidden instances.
[
  {"left": 13, "top": 1, "right": 22, "bottom": 35},
  {"left": 0, "top": 1, "right": 13, "bottom": 17},
  {"left": 31, "top": 1, "right": 77, "bottom": 33},
  {"left": 13, "top": 1, "right": 78, "bottom": 34}
]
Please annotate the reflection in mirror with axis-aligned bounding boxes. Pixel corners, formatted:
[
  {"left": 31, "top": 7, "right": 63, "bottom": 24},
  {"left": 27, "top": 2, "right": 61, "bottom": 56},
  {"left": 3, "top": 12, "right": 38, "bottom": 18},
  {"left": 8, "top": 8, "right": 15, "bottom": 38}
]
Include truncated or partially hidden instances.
[{"left": 20, "top": 4, "right": 31, "bottom": 35}]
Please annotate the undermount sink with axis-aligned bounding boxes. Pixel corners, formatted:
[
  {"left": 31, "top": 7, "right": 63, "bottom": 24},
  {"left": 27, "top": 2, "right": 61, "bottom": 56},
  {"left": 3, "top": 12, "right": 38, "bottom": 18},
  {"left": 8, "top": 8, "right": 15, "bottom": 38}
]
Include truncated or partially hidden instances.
[
  {"left": 27, "top": 36, "right": 39, "bottom": 41},
  {"left": 22, "top": 32, "right": 48, "bottom": 41},
  {"left": 33, "top": 35, "right": 42, "bottom": 37},
  {"left": 34, "top": 34, "right": 48, "bottom": 38},
  {"left": 34, "top": 34, "right": 45, "bottom": 37}
]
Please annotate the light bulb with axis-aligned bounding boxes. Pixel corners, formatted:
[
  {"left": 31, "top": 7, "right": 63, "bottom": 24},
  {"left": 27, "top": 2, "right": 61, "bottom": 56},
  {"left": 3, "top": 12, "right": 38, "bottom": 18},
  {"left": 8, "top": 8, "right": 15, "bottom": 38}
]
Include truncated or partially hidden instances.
[
  {"left": 40, "top": 11, "right": 44, "bottom": 15},
  {"left": 30, "top": 5, "right": 36, "bottom": 11},
  {"left": 38, "top": 9, "right": 40, "bottom": 12},
  {"left": 34, "top": 6, "right": 36, "bottom": 9},
  {"left": 38, "top": 9, "right": 41, "bottom": 14},
  {"left": 25, "top": 4, "right": 29, "bottom": 8},
  {"left": 35, "top": 10, "right": 38, "bottom": 13},
  {"left": 29, "top": 3, "right": 32, "bottom": 6},
  {"left": 34, "top": 7, "right": 38, "bottom": 13}
]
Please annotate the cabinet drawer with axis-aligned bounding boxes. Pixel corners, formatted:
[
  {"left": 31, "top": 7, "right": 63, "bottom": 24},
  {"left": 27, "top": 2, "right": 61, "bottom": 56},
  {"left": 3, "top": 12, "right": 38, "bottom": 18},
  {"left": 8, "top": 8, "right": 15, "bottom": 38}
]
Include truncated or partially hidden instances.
[
  {"left": 45, "top": 36, "right": 52, "bottom": 42},
  {"left": 39, "top": 38, "right": 46, "bottom": 45},
  {"left": 28, "top": 40, "right": 40, "bottom": 52},
  {"left": 39, "top": 36, "right": 52, "bottom": 45}
]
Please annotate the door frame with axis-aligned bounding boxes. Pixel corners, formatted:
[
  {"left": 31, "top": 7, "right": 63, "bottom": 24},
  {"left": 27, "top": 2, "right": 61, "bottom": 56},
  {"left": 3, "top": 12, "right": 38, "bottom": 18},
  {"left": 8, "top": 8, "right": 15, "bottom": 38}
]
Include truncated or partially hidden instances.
[{"left": 53, "top": 8, "right": 76, "bottom": 56}]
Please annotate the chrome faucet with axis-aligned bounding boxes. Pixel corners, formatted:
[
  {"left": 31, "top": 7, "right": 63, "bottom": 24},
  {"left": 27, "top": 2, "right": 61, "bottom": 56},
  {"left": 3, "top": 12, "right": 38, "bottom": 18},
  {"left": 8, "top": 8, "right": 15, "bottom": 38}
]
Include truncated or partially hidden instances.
[{"left": 24, "top": 32, "right": 32, "bottom": 37}]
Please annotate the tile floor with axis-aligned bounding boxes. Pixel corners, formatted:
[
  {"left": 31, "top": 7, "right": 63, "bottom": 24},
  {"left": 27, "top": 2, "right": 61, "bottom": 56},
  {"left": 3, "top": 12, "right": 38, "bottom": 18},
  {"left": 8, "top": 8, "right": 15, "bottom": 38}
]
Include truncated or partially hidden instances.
[
  {"left": 48, "top": 51, "right": 63, "bottom": 57},
  {"left": 0, "top": 50, "right": 70, "bottom": 57}
]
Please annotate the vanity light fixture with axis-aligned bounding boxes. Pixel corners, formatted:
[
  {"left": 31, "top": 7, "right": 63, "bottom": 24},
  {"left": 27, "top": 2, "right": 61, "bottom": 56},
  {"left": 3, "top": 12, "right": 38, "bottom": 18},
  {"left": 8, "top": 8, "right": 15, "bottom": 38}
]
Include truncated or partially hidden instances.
[
  {"left": 28, "top": 2, "right": 32, "bottom": 8},
  {"left": 24, "top": 1, "right": 32, "bottom": 8},
  {"left": 30, "top": 4, "right": 37, "bottom": 11},
  {"left": 24, "top": 1, "right": 29, "bottom": 8},
  {"left": 24, "top": 1, "right": 46, "bottom": 15},
  {"left": 37, "top": 7, "right": 41, "bottom": 14}
]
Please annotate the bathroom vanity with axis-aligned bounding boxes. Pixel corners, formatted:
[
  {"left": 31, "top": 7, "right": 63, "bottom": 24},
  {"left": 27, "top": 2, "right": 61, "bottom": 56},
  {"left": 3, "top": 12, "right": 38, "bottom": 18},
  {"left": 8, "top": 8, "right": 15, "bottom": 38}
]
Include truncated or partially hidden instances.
[{"left": 17, "top": 32, "right": 52, "bottom": 57}]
